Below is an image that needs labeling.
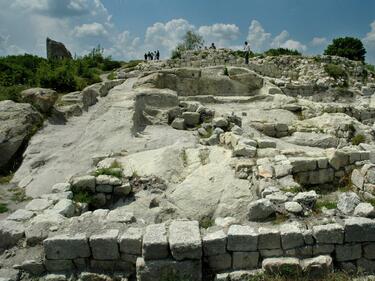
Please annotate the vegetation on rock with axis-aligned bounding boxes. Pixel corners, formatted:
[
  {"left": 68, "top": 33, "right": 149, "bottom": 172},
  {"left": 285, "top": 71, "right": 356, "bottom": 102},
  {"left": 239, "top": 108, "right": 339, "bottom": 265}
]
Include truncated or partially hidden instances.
[
  {"left": 264, "top": 48, "right": 302, "bottom": 57},
  {"left": 172, "top": 31, "right": 204, "bottom": 59}
]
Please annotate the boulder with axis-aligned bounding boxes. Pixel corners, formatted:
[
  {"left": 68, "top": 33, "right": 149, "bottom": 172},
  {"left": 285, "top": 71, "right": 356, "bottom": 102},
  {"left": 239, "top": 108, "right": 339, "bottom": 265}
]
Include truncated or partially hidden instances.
[
  {"left": 301, "top": 255, "right": 333, "bottom": 279},
  {"left": 0, "top": 220, "right": 25, "bottom": 249},
  {"left": 285, "top": 202, "right": 303, "bottom": 214},
  {"left": 182, "top": 112, "right": 200, "bottom": 127},
  {"left": 337, "top": 192, "right": 360, "bottom": 215},
  {"left": 0, "top": 101, "right": 43, "bottom": 169},
  {"left": 262, "top": 257, "right": 301, "bottom": 277},
  {"left": 247, "top": 199, "right": 275, "bottom": 221},
  {"left": 282, "top": 132, "right": 338, "bottom": 148},
  {"left": 293, "top": 191, "right": 318, "bottom": 208},
  {"left": 353, "top": 203, "right": 375, "bottom": 218},
  {"left": 21, "top": 88, "right": 58, "bottom": 113},
  {"left": 171, "top": 118, "right": 185, "bottom": 130},
  {"left": 212, "top": 117, "right": 228, "bottom": 129}
]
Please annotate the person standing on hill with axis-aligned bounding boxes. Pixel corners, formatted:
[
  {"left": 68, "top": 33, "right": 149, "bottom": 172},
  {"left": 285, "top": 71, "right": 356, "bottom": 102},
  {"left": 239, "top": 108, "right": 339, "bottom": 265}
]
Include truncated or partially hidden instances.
[
  {"left": 244, "top": 41, "right": 251, "bottom": 64},
  {"left": 156, "top": 50, "right": 160, "bottom": 60},
  {"left": 144, "top": 53, "right": 148, "bottom": 61}
]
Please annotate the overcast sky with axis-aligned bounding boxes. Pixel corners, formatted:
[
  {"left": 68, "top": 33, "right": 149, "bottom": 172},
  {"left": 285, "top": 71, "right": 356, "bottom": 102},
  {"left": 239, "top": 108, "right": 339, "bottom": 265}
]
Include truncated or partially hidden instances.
[{"left": 0, "top": 0, "right": 374, "bottom": 63}]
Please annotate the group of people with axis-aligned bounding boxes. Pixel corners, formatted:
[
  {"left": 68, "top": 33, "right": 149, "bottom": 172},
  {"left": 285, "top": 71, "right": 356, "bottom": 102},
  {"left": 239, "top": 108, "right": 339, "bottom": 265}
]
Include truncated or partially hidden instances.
[
  {"left": 144, "top": 50, "right": 160, "bottom": 61},
  {"left": 143, "top": 41, "right": 252, "bottom": 64}
]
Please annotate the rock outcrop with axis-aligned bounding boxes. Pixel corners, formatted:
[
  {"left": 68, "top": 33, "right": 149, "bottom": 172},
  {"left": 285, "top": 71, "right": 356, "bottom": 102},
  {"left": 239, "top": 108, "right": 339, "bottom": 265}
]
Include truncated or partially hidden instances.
[
  {"left": 46, "top": 37, "right": 72, "bottom": 60},
  {"left": 0, "top": 100, "right": 43, "bottom": 170}
]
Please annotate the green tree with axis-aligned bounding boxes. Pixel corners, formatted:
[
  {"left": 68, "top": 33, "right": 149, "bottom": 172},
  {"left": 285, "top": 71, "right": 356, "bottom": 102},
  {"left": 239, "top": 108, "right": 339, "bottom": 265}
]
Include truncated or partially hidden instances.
[
  {"left": 324, "top": 37, "right": 366, "bottom": 62},
  {"left": 171, "top": 31, "right": 204, "bottom": 59}
]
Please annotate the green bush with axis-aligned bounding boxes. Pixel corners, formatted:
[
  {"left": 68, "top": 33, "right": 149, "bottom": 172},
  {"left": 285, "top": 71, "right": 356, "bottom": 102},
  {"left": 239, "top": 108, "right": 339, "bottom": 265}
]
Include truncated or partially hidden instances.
[
  {"left": 351, "top": 134, "right": 366, "bottom": 145},
  {"left": 0, "top": 85, "right": 26, "bottom": 102},
  {"left": 0, "top": 46, "right": 121, "bottom": 99},
  {"left": 264, "top": 48, "right": 301, "bottom": 57},
  {"left": 0, "top": 203, "right": 8, "bottom": 213},
  {"left": 324, "top": 64, "right": 348, "bottom": 80},
  {"left": 366, "top": 64, "right": 375, "bottom": 74},
  {"left": 324, "top": 37, "right": 366, "bottom": 62},
  {"left": 223, "top": 66, "right": 229, "bottom": 76}
]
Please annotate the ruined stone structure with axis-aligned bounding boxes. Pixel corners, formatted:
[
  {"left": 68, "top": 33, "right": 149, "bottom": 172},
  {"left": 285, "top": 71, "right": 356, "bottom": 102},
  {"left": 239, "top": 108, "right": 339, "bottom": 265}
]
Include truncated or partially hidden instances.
[
  {"left": 46, "top": 37, "right": 72, "bottom": 60},
  {"left": 1, "top": 49, "right": 375, "bottom": 280}
]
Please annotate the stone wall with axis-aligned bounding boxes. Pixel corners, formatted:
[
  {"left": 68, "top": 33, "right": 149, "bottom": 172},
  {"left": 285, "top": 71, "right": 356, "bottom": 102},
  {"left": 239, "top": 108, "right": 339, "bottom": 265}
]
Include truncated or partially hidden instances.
[{"left": 41, "top": 218, "right": 375, "bottom": 280}]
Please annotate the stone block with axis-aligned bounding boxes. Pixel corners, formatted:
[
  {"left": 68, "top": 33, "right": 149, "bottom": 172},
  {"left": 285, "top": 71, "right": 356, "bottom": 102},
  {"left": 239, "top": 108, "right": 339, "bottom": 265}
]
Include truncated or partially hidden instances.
[
  {"left": 232, "top": 252, "right": 259, "bottom": 270},
  {"left": 119, "top": 227, "right": 143, "bottom": 255},
  {"left": 70, "top": 175, "right": 95, "bottom": 192},
  {"left": 344, "top": 217, "right": 375, "bottom": 242},
  {"left": 227, "top": 225, "right": 258, "bottom": 252},
  {"left": 207, "top": 253, "right": 232, "bottom": 272},
  {"left": 0, "top": 220, "right": 25, "bottom": 249},
  {"left": 262, "top": 257, "right": 302, "bottom": 277},
  {"left": 335, "top": 244, "right": 362, "bottom": 262},
  {"left": 258, "top": 227, "right": 281, "bottom": 250},
  {"left": 44, "top": 234, "right": 90, "bottom": 260},
  {"left": 90, "top": 229, "right": 119, "bottom": 260},
  {"left": 202, "top": 230, "right": 227, "bottom": 256},
  {"left": 260, "top": 249, "right": 284, "bottom": 258},
  {"left": 136, "top": 257, "right": 202, "bottom": 281},
  {"left": 280, "top": 224, "right": 304, "bottom": 250},
  {"left": 313, "top": 244, "right": 335, "bottom": 255},
  {"left": 44, "top": 260, "right": 74, "bottom": 272},
  {"left": 312, "top": 223, "right": 344, "bottom": 244},
  {"left": 142, "top": 223, "right": 169, "bottom": 260},
  {"left": 289, "top": 157, "right": 316, "bottom": 173},
  {"left": 363, "top": 243, "right": 375, "bottom": 259},
  {"left": 169, "top": 220, "right": 202, "bottom": 260},
  {"left": 301, "top": 255, "right": 333, "bottom": 280},
  {"left": 357, "top": 258, "right": 375, "bottom": 274}
]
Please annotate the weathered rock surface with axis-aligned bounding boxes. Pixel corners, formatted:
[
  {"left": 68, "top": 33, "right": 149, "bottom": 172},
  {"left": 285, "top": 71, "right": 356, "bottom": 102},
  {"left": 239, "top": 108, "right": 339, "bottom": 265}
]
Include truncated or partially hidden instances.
[
  {"left": 21, "top": 88, "right": 58, "bottom": 113},
  {"left": 46, "top": 37, "right": 72, "bottom": 60},
  {"left": 0, "top": 100, "right": 43, "bottom": 169}
]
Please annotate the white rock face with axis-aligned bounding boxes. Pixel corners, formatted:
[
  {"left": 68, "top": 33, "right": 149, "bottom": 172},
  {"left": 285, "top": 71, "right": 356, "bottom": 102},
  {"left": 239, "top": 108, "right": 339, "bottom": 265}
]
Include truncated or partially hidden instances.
[{"left": 337, "top": 192, "right": 361, "bottom": 215}]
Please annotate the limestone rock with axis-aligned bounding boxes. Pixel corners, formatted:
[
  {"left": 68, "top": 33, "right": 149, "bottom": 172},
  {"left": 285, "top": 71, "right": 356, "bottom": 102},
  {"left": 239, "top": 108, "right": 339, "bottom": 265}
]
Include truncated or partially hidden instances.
[
  {"left": 0, "top": 100, "right": 43, "bottom": 169},
  {"left": 142, "top": 223, "right": 169, "bottom": 260},
  {"left": 89, "top": 229, "right": 120, "bottom": 260},
  {"left": 182, "top": 112, "right": 200, "bottom": 127},
  {"left": 21, "top": 88, "right": 58, "bottom": 113},
  {"left": 262, "top": 257, "right": 301, "bottom": 276},
  {"left": 337, "top": 192, "right": 360, "bottom": 215},
  {"left": 0, "top": 220, "right": 25, "bottom": 249},
  {"left": 247, "top": 199, "right": 275, "bottom": 221},
  {"left": 44, "top": 234, "right": 90, "bottom": 260},
  {"left": 285, "top": 202, "right": 303, "bottom": 214},
  {"left": 353, "top": 203, "right": 375, "bottom": 218}
]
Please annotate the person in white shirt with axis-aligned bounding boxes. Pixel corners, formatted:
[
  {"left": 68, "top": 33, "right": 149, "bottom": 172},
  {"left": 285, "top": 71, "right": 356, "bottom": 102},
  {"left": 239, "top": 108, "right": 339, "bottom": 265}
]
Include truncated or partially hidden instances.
[{"left": 244, "top": 41, "right": 251, "bottom": 64}]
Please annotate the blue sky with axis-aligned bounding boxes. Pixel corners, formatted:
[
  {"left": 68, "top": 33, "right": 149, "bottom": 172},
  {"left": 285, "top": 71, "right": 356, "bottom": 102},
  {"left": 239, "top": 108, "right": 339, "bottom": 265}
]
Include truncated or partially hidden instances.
[{"left": 0, "top": 0, "right": 374, "bottom": 63}]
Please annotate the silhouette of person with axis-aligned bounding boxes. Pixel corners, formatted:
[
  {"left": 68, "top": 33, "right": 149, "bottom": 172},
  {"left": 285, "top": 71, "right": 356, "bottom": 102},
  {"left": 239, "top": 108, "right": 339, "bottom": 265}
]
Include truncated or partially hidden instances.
[
  {"left": 209, "top": 43, "right": 216, "bottom": 50},
  {"left": 244, "top": 41, "right": 251, "bottom": 64},
  {"left": 156, "top": 50, "right": 160, "bottom": 60},
  {"left": 144, "top": 53, "right": 148, "bottom": 61}
]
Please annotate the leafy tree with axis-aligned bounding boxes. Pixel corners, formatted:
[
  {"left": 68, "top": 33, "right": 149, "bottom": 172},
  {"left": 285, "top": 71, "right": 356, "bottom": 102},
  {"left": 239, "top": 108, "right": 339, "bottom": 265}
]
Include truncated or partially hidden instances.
[
  {"left": 324, "top": 37, "right": 366, "bottom": 62},
  {"left": 171, "top": 31, "right": 204, "bottom": 59}
]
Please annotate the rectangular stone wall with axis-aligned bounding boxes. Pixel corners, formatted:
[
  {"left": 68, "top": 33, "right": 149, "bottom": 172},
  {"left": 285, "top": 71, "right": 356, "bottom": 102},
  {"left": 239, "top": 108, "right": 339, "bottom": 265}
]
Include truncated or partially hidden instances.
[{"left": 42, "top": 218, "right": 375, "bottom": 280}]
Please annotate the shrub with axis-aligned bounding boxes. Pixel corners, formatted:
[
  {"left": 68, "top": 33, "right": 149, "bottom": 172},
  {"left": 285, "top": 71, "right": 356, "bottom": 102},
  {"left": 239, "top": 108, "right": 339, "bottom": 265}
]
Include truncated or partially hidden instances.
[
  {"left": 0, "top": 85, "right": 26, "bottom": 102},
  {"left": 199, "top": 216, "right": 214, "bottom": 229},
  {"left": 73, "top": 191, "right": 93, "bottom": 204},
  {"left": 93, "top": 168, "right": 123, "bottom": 179},
  {"left": 223, "top": 66, "right": 229, "bottom": 76},
  {"left": 315, "top": 199, "right": 337, "bottom": 210},
  {"left": 264, "top": 48, "right": 301, "bottom": 57},
  {"left": 324, "top": 37, "right": 366, "bottom": 62},
  {"left": 351, "top": 134, "right": 366, "bottom": 145},
  {"left": 324, "top": 63, "right": 348, "bottom": 80},
  {"left": 0, "top": 203, "right": 8, "bottom": 213},
  {"left": 365, "top": 64, "right": 375, "bottom": 74},
  {"left": 171, "top": 30, "right": 204, "bottom": 59}
]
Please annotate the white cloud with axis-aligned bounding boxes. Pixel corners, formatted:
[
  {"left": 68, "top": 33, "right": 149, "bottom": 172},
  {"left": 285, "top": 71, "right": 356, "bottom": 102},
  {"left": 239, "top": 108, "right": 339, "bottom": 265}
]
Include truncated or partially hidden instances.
[
  {"left": 311, "top": 37, "right": 328, "bottom": 46},
  {"left": 144, "top": 19, "right": 194, "bottom": 56},
  {"left": 106, "top": 30, "right": 142, "bottom": 60},
  {"left": 198, "top": 23, "right": 240, "bottom": 47},
  {"left": 73, "top": 22, "right": 108, "bottom": 38},
  {"left": 246, "top": 20, "right": 271, "bottom": 52},
  {"left": 0, "top": 34, "right": 25, "bottom": 56},
  {"left": 363, "top": 20, "right": 375, "bottom": 64},
  {"left": 247, "top": 20, "right": 306, "bottom": 53}
]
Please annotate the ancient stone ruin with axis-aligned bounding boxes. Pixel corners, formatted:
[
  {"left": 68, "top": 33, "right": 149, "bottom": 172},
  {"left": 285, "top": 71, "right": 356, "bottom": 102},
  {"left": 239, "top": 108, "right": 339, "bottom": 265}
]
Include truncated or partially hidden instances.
[
  {"left": 46, "top": 38, "right": 72, "bottom": 60},
  {"left": 1, "top": 49, "right": 375, "bottom": 280}
]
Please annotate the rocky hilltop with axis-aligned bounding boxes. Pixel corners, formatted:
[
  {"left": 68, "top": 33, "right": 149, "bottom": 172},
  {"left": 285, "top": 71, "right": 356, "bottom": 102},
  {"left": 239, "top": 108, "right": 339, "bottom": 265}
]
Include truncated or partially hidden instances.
[{"left": 1, "top": 49, "right": 375, "bottom": 280}]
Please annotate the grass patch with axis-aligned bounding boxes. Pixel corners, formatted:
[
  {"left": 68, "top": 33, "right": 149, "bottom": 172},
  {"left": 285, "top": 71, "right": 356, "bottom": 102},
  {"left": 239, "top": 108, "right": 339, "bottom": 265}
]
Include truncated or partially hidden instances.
[
  {"left": 93, "top": 161, "right": 123, "bottom": 178},
  {"left": 366, "top": 198, "right": 375, "bottom": 207},
  {"left": 200, "top": 127, "right": 213, "bottom": 139},
  {"left": 181, "top": 149, "right": 188, "bottom": 167},
  {"left": 264, "top": 48, "right": 301, "bottom": 57},
  {"left": 351, "top": 134, "right": 366, "bottom": 145},
  {"left": 245, "top": 271, "right": 360, "bottom": 281},
  {"left": 107, "top": 72, "right": 116, "bottom": 80},
  {"left": 315, "top": 199, "right": 337, "bottom": 211},
  {"left": 365, "top": 63, "right": 375, "bottom": 74},
  {"left": 0, "top": 173, "right": 13, "bottom": 184},
  {"left": 72, "top": 191, "right": 93, "bottom": 204},
  {"left": 0, "top": 203, "right": 8, "bottom": 213},
  {"left": 11, "top": 187, "right": 31, "bottom": 202},
  {"left": 272, "top": 213, "right": 289, "bottom": 225},
  {"left": 199, "top": 216, "right": 214, "bottom": 229}
]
